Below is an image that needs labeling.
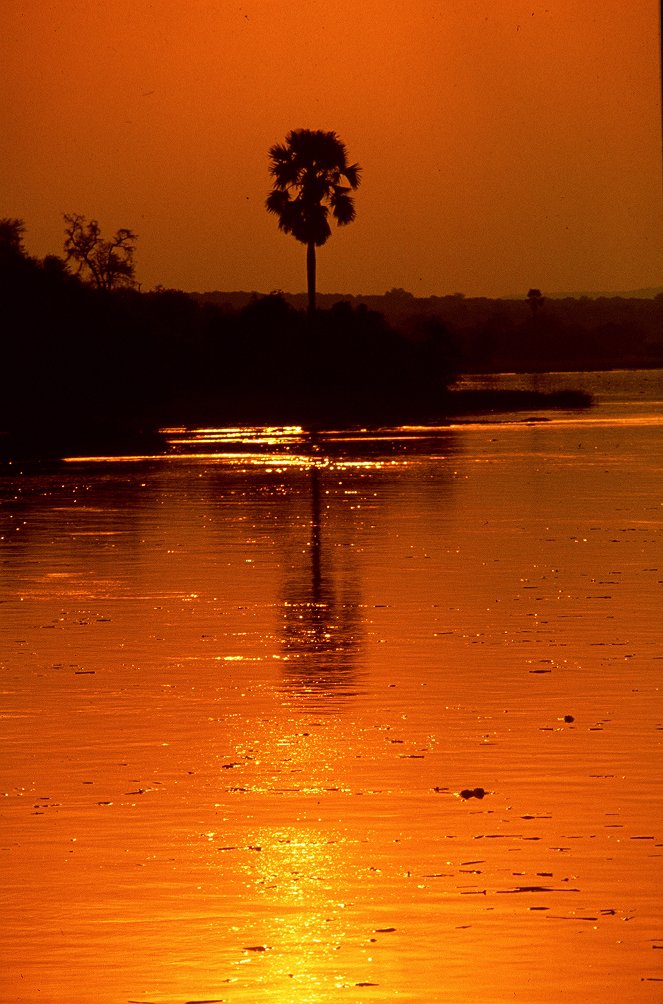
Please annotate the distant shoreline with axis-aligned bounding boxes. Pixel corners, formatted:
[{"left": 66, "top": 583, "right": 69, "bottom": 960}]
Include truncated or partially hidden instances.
[
  {"left": 443, "top": 386, "right": 593, "bottom": 413},
  {"left": 0, "top": 386, "right": 593, "bottom": 464},
  {"left": 192, "top": 290, "right": 663, "bottom": 374}
]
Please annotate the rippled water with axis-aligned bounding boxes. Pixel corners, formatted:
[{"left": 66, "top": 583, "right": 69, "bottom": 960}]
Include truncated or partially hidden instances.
[{"left": 1, "top": 371, "right": 662, "bottom": 1002}]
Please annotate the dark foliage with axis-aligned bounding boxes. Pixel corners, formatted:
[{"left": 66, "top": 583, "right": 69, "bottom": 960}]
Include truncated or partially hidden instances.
[
  {"left": 194, "top": 288, "right": 663, "bottom": 373},
  {"left": 0, "top": 232, "right": 459, "bottom": 459}
]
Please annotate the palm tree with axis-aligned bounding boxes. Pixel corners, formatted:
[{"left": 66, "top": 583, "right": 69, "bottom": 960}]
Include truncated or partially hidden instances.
[{"left": 266, "top": 129, "right": 361, "bottom": 315}]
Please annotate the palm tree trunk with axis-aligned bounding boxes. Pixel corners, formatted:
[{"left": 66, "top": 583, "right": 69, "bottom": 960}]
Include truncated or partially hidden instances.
[{"left": 306, "top": 241, "right": 316, "bottom": 316}]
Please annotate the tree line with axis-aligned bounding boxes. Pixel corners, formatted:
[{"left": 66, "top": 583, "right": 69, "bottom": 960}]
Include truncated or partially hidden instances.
[{"left": 0, "top": 214, "right": 458, "bottom": 459}]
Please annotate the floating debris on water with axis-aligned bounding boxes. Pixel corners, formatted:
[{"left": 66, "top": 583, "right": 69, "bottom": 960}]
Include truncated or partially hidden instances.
[
  {"left": 459, "top": 787, "right": 486, "bottom": 799},
  {"left": 498, "top": 885, "right": 580, "bottom": 894}
]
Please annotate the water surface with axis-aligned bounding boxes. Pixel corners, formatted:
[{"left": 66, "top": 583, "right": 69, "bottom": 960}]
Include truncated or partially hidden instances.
[{"left": 2, "top": 370, "right": 662, "bottom": 1002}]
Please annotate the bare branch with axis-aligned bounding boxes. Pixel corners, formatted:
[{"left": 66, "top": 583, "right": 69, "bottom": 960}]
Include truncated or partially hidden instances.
[{"left": 63, "top": 213, "right": 138, "bottom": 290}]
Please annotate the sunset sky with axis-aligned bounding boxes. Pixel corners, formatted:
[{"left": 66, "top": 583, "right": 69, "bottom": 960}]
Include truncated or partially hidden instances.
[{"left": 2, "top": 0, "right": 662, "bottom": 297}]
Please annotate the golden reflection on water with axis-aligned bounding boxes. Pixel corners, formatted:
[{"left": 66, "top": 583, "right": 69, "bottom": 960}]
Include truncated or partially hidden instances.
[
  {"left": 61, "top": 408, "right": 663, "bottom": 468},
  {"left": 229, "top": 826, "right": 353, "bottom": 1001},
  {"left": 3, "top": 394, "right": 663, "bottom": 1002}
]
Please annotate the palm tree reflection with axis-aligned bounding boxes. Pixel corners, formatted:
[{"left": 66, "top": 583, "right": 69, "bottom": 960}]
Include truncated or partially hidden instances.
[{"left": 280, "top": 462, "right": 362, "bottom": 695}]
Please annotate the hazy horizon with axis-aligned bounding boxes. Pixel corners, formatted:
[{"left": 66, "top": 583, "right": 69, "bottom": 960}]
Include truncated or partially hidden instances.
[{"left": 189, "top": 283, "right": 663, "bottom": 301}]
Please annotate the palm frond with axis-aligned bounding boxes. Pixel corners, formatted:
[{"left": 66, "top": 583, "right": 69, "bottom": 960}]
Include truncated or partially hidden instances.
[
  {"left": 343, "top": 162, "right": 361, "bottom": 189},
  {"left": 266, "top": 128, "right": 360, "bottom": 244},
  {"left": 299, "top": 201, "right": 331, "bottom": 246},
  {"left": 330, "top": 188, "right": 356, "bottom": 226},
  {"left": 265, "top": 188, "right": 291, "bottom": 216}
]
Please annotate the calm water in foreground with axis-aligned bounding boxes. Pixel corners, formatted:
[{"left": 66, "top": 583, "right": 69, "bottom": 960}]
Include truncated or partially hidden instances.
[{"left": 1, "top": 370, "right": 662, "bottom": 1003}]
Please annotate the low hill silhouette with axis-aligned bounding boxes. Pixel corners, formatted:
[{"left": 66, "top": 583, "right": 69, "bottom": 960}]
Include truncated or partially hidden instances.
[{"left": 192, "top": 289, "right": 663, "bottom": 373}]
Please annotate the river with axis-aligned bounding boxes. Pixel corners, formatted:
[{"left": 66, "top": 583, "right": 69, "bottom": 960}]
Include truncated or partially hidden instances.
[{"left": 1, "top": 370, "right": 662, "bottom": 1002}]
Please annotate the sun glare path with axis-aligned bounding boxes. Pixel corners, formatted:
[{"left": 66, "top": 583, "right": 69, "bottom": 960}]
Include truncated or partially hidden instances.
[{"left": 62, "top": 409, "right": 663, "bottom": 466}]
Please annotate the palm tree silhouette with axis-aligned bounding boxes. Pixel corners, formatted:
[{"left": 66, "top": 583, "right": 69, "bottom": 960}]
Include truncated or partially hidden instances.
[{"left": 266, "top": 129, "right": 361, "bottom": 315}]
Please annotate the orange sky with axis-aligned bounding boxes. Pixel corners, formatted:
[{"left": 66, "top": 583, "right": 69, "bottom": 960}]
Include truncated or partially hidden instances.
[{"left": 2, "top": 0, "right": 662, "bottom": 297}]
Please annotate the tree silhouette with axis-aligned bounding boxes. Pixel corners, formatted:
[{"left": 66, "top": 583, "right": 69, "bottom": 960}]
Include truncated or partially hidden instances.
[
  {"left": 0, "top": 217, "right": 27, "bottom": 258},
  {"left": 266, "top": 129, "right": 361, "bottom": 315},
  {"left": 64, "top": 213, "right": 138, "bottom": 290},
  {"left": 527, "top": 287, "right": 545, "bottom": 315}
]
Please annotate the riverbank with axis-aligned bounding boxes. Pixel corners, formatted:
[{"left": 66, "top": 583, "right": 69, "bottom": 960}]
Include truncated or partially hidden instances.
[{"left": 0, "top": 386, "right": 593, "bottom": 463}]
